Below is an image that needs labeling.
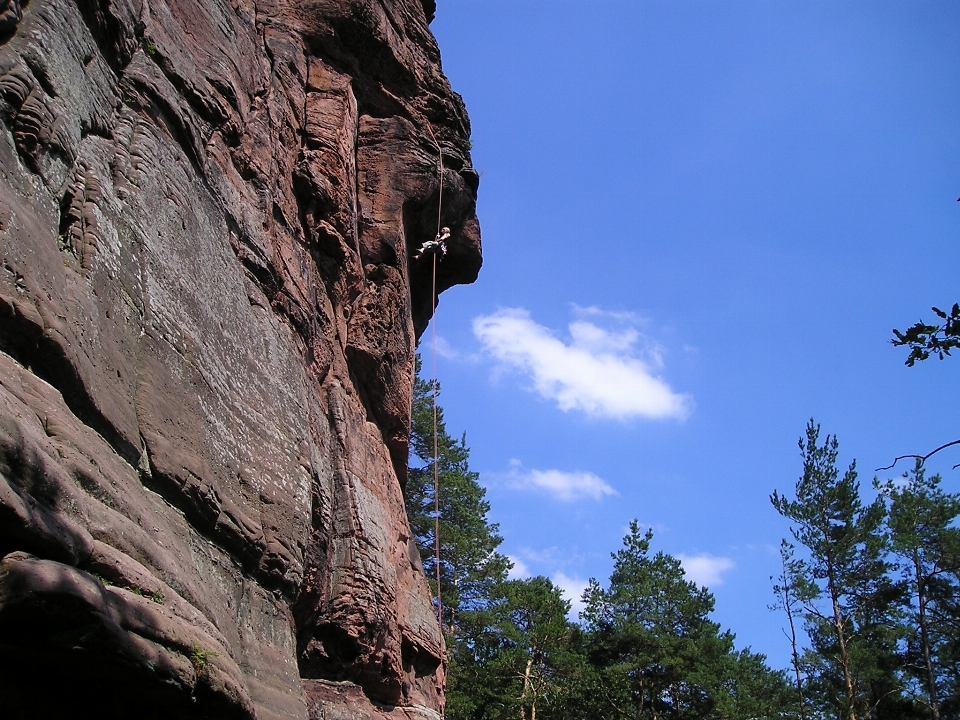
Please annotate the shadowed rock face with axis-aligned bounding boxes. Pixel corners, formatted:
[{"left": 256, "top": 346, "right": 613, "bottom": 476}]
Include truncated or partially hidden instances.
[{"left": 0, "top": 0, "right": 479, "bottom": 717}]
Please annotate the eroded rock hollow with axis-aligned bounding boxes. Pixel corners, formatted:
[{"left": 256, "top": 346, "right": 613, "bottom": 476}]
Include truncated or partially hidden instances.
[{"left": 0, "top": 0, "right": 480, "bottom": 717}]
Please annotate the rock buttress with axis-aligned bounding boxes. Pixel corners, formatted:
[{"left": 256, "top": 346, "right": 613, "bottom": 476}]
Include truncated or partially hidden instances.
[{"left": 0, "top": 0, "right": 480, "bottom": 717}]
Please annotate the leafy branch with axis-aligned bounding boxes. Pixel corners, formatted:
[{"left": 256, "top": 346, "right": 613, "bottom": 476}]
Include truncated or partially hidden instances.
[{"left": 892, "top": 304, "right": 960, "bottom": 367}]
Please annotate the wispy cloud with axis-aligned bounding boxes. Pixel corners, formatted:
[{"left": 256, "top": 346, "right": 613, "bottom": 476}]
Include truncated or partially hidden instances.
[
  {"left": 571, "top": 304, "right": 645, "bottom": 325},
  {"left": 523, "top": 469, "right": 616, "bottom": 501},
  {"left": 431, "top": 335, "right": 481, "bottom": 363},
  {"left": 503, "top": 460, "right": 617, "bottom": 502},
  {"left": 513, "top": 545, "right": 585, "bottom": 567},
  {"left": 433, "top": 335, "right": 460, "bottom": 360},
  {"left": 553, "top": 572, "right": 589, "bottom": 619},
  {"left": 472, "top": 307, "right": 691, "bottom": 420},
  {"left": 677, "top": 553, "right": 735, "bottom": 587}
]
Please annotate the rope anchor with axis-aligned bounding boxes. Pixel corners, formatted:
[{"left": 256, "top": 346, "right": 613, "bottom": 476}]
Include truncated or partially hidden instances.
[{"left": 414, "top": 227, "right": 450, "bottom": 260}]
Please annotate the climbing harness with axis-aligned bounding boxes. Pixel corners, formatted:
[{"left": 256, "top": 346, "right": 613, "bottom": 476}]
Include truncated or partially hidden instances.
[{"left": 413, "top": 227, "right": 450, "bottom": 260}]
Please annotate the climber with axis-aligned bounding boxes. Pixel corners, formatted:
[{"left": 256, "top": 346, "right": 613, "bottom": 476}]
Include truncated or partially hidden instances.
[{"left": 413, "top": 227, "right": 450, "bottom": 260}]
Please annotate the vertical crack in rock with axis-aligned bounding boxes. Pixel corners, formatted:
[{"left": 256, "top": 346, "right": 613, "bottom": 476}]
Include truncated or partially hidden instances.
[{"left": 0, "top": 0, "right": 480, "bottom": 717}]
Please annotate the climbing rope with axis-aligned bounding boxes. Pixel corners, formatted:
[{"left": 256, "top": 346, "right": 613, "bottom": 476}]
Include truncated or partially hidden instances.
[{"left": 425, "top": 122, "right": 444, "bottom": 631}]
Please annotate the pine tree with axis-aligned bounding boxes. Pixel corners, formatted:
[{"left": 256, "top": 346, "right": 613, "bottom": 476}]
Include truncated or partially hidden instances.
[
  {"left": 771, "top": 539, "right": 812, "bottom": 720},
  {"left": 771, "top": 420, "right": 899, "bottom": 720},
  {"left": 406, "top": 355, "right": 513, "bottom": 720},
  {"left": 501, "top": 577, "right": 576, "bottom": 720},
  {"left": 581, "top": 521, "right": 793, "bottom": 719},
  {"left": 712, "top": 647, "right": 798, "bottom": 720},
  {"left": 880, "top": 461, "right": 960, "bottom": 720},
  {"left": 406, "top": 356, "right": 510, "bottom": 635}
]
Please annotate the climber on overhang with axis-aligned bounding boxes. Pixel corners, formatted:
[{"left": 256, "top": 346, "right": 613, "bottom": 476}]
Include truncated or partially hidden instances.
[{"left": 413, "top": 226, "right": 450, "bottom": 260}]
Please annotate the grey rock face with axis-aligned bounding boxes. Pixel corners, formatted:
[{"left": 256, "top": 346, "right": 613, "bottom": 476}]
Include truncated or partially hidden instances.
[{"left": 0, "top": 0, "right": 480, "bottom": 717}]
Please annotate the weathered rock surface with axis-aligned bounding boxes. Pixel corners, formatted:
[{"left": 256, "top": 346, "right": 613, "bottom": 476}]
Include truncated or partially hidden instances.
[{"left": 0, "top": 0, "right": 479, "bottom": 717}]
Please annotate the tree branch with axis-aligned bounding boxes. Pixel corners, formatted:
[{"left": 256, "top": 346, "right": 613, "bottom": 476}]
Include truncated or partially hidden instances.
[{"left": 875, "top": 439, "right": 960, "bottom": 472}]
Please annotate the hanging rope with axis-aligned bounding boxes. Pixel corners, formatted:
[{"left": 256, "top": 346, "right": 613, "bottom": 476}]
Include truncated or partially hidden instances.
[{"left": 425, "top": 122, "right": 444, "bottom": 630}]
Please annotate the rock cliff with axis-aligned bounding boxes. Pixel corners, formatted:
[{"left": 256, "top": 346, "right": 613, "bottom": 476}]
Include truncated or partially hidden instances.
[{"left": 0, "top": 0, "right": 480, "bottom": 717}]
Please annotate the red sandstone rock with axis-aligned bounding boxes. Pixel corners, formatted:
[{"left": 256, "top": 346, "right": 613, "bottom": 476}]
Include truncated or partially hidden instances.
[{"left": 0, "top": 0, "right": 479, "bottom": 717}]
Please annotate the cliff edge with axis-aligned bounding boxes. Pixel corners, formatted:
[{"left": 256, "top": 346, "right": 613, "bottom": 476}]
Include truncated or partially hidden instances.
[{"left": 0, "top": 0, "right": 480, "bottom": 717}]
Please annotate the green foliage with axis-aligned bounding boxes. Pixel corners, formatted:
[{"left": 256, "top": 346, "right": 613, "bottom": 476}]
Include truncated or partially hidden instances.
[
  {"left": 892, "top": 303, "right": 960, "bottom": 366},
  {"left": 581, "top": 521, "right": 794, "bottom": 720},
  {"left": 499, "top": 577, "right": 578, "bottom": 718},
  {"left": 447, "top": 576, "right": 581, "bottom": 720},
  {"left": 581, "top": 522, "right": 722, "bottom": 718},
  {"left": 714, "top": 648, "right": 798, "bottom": 720},
  {"left": 190, "top": 644, "right": 218, "bottom": 678}
]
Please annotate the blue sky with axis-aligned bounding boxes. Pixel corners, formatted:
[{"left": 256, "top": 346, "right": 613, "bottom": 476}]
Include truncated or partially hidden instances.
[{"left": 427, "top": 1, "right": 960, "bottom": 669}]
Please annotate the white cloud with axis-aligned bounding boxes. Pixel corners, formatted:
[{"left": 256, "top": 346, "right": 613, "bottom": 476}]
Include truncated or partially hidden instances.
[
  {"left": 503, "top": 461, "right": 617, "bottom": 502},
  {"left": 507, "top": 555, "right": 531, "bottom": 579},
  {"left": 677, "top": 554, "right": 735, "bottom": 587},
  {"left": 553, "top": 572, "right": 588, "bottom": 619},
  {"left": 472, "top": 307, "right": 691, "bottom": 420},
  {"left": 524, "top": 469, "right": 616, "bottom": 501}
]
